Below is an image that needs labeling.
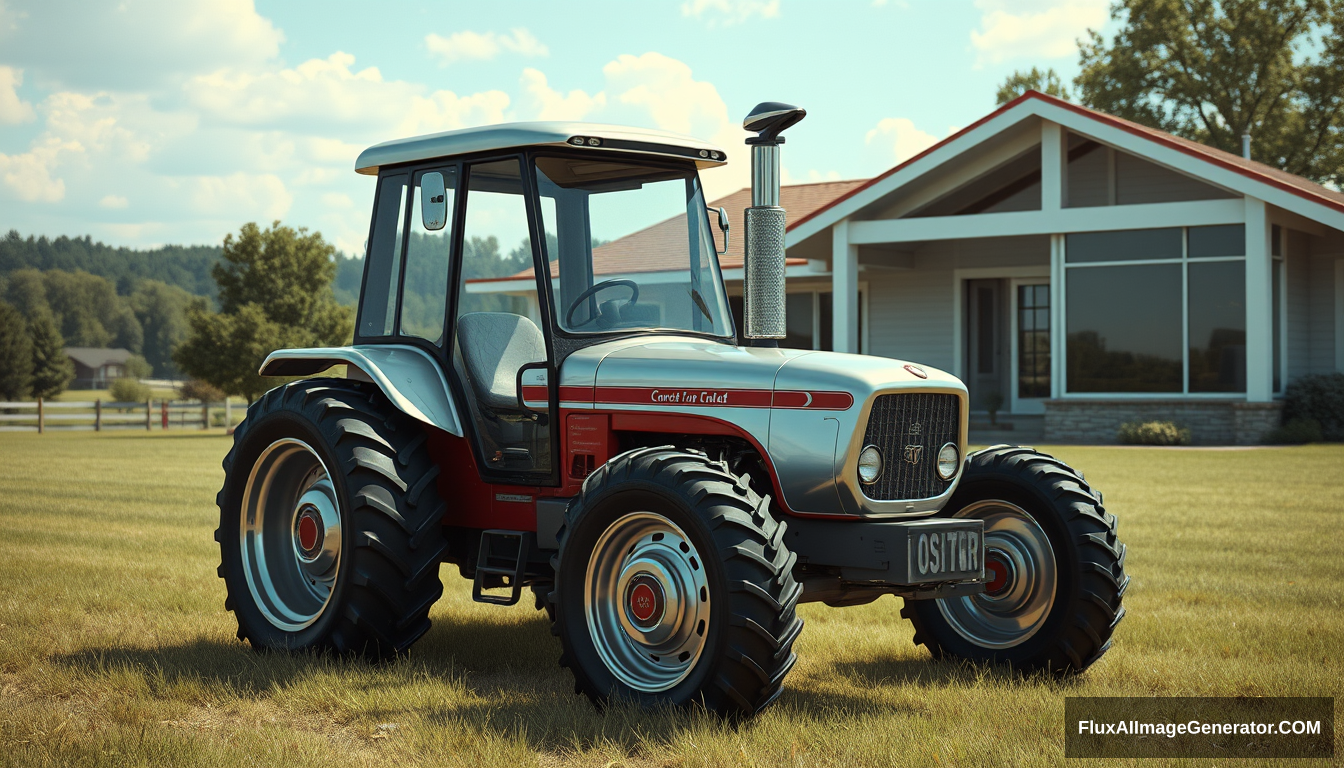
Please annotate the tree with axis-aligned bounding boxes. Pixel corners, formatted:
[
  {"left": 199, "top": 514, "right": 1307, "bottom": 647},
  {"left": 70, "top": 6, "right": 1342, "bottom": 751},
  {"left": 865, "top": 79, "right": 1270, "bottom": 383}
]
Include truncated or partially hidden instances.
[
  {"left": 1075, "top": 0, "right": 1344, "bottom": 185},
  {"left": 130, "top": 280, "right": 194, "bottom": 378},
  {"left": 996, "top": 66, "right": 1072, "bottom": 105},
  {"left": 0, "top": 301, "right": 34, "bottom": 400},
  {"left": 124, "top": 354, "right": 153, "bottom": 380},
  {"left": 27, "top": 309, "right": 73, "bottom": 398},
  {"left": 176, "top": 222, "right": 352, "bottom": 402}
]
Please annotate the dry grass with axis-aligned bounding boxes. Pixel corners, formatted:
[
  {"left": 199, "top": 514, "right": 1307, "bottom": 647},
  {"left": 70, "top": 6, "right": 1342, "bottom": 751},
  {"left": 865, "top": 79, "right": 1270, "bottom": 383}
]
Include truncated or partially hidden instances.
[{"left": 0, "top": 431, "right": 1340, "bottom": 767}]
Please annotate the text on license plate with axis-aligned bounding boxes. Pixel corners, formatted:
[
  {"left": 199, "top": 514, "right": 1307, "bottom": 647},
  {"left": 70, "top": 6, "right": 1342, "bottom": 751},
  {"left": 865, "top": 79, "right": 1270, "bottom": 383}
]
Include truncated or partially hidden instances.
[{"left": 912, "top": 528, "right": 980, "bottom": 578}]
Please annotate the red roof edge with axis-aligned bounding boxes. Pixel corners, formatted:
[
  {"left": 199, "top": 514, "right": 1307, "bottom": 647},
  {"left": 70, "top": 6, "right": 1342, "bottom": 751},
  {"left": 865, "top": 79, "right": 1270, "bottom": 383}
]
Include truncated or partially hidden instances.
[{"left": 790, "top": 90, "right": 1344, "bottom": 235}]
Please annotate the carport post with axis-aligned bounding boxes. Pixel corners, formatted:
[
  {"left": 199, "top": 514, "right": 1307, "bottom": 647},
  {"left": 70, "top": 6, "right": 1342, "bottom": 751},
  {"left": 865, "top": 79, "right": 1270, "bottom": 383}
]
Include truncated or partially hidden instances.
[{"left": 832, "top": 219, "right": 859, "bottom": 353}]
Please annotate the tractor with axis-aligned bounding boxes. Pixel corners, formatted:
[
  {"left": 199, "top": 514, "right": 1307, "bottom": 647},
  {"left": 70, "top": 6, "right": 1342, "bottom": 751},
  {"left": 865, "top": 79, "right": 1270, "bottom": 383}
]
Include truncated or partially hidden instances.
[{"left": 216, "top": 102, "right": 1128, "bottom": 718}]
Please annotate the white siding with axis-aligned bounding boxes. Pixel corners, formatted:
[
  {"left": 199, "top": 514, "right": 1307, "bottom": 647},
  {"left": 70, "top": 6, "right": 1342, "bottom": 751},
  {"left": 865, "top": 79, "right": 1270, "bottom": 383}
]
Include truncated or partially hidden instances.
[
  {"left": 863, "top": 236, "right": 1049, "bottom": 371},
  {"left": 1067, "top": 146, "right": 1110, "bottom": 207},
  {"left": 1307, "top": 244, "right": 1341, "bottom": 376},
  {"left": 1286, "top": 232, "right": 1312, "bottom": 382},
  {"left": 1115, "top": 152, "right": 1235, "bottom": 204}
]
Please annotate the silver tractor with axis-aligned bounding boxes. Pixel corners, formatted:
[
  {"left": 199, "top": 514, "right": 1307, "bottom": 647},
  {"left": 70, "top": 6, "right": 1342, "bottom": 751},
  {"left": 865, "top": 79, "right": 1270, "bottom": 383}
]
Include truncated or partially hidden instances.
[{"left": 216, "top": 102, "right": 1128, "bottom": 718}]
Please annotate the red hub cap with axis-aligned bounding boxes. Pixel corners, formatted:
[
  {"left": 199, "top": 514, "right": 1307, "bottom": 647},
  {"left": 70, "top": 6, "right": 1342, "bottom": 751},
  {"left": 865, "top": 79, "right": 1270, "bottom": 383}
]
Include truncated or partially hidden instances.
[
  {"left": 625, "top": 573, "right": 665, "bottom": 628},
  {"left": 296, "top": 509, "right": 323, "bottom": 556},
  {"left": 985, "top": 553, "right": 1012, "bottom": 596}
]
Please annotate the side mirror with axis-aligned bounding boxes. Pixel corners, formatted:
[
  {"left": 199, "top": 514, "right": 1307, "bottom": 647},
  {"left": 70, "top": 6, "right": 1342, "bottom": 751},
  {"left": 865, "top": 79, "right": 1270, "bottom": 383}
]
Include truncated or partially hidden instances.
[
  {"left": 421, "top": 171, "right": 448, "bottom": 231},
  {"left": 708, "top": 205, "right": 729, "bottom": 255},
  {"left": 516, "top": 362, "right": 550, "bottom": 420}
]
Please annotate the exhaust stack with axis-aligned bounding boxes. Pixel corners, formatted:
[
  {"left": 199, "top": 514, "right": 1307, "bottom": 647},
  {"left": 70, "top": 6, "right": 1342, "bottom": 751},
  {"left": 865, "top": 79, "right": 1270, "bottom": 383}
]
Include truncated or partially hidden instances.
[{"left": 742, "top": 102, "right": 806, "bottom": 346}]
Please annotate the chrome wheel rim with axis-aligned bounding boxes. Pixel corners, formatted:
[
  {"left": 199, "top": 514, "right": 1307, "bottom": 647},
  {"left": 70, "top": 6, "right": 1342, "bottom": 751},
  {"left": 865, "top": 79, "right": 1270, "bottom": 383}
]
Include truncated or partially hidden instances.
[
  {"left": 936, "top": 499, "right": 1057, "bottom": 649},
  {"left": 240, "top": 438, "right": 342, "bottom": 632},
  {"left": 584, "top": 511, "right": 710, "bottom": 693}
]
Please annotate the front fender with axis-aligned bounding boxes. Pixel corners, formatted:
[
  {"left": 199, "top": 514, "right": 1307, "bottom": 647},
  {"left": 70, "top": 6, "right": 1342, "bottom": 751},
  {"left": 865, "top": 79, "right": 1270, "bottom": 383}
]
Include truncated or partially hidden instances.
[{"left": 259, "top": 345, "right": 462, "bottom": 437}]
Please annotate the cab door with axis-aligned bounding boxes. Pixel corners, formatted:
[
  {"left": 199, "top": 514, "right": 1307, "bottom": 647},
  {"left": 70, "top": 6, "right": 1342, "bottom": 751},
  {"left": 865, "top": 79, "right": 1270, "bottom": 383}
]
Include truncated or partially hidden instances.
[{"left": 447, "top": 156, "right": 556, "bottom": 483}]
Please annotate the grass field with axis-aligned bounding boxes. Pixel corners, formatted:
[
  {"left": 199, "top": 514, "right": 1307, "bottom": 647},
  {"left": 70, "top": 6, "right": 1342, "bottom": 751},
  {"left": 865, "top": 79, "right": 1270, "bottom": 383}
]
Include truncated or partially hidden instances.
[{"left": 0, "top": 431, "right": 1340, "bottom": 767}]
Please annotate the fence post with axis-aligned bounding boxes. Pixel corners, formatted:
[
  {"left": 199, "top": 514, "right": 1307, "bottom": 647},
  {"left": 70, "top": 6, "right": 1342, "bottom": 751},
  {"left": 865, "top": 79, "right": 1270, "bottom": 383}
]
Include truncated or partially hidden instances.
[
  {"left": 95, "top": 399, "right": 102, "bottom": 431},
  {"left": 37, "top": 397, "right": 43, "bottom": 434},
  {"left": 146, "top": 399, "right": 152, "bottom": 431},
  {"left": 161, "top": 400, "right": 168, "bottom": 430},
  {"left": 202, "top": 402, "right": 209, "bottom": 430}
]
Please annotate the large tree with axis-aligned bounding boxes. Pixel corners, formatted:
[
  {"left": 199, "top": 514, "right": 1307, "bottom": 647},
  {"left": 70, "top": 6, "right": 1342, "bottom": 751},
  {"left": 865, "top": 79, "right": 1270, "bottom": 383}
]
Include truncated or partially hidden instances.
[
  {"left": 996, "top": 66, "right": 1072, "bottom": 105},
  {"left": 0, "top": 301, "right": 34, "bottom": 400},
  {"left": 27, "top": 309, "right": 73, "bottom": 399},
  {"left": 175, "top": 222, "right": 352, "bottom": 402},
  {"left": 1000, "top": 0, "right": 1344, "bottom": 185}
]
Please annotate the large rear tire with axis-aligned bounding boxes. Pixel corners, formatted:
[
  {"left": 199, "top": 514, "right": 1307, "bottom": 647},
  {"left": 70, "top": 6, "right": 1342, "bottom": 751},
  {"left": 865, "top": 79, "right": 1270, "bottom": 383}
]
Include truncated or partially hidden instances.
[
  {"left": 550, "top": 447, "right": 802, "bottom": 717},
  {"left": 902, "top": 445, "right": 1128, "bottom": 674},
  {"left": 216, "top": 379, "right": 448, "bottom": 659}
]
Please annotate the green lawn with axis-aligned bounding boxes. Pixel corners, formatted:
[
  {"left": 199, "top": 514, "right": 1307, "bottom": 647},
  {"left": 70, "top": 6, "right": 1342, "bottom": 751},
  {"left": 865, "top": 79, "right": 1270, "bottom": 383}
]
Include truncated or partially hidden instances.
[{"left": 0, "top": 432, "right": 1340, "bottom": 767}]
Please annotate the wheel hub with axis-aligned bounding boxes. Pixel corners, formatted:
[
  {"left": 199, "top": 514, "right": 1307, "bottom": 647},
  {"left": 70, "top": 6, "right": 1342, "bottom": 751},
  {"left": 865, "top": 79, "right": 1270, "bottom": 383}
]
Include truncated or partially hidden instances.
[
  {"left": 936, "top": 499, "right": 1057, "bottom": 649},
  {"left": 625, "top": 573, "right": 666, "bottom": 628},
  {"left": 585, "top": 512, "right": 711, "bottom": 693},
  {"left": 240, "top": 438, "right": 343, "bottom": 632}
]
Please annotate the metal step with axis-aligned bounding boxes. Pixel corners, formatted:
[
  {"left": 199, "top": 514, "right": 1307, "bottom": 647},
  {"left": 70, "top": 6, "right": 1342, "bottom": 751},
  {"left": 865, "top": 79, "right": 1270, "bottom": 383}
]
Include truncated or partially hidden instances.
[{"left": 472, "top": 529, "right": 535, "bottom": 606}]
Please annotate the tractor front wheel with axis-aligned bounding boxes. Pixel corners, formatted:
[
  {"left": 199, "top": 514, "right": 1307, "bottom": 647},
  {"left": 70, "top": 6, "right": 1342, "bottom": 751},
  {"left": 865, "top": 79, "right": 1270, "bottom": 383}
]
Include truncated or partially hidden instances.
[
  {"left": 550, "top": 447, "right": 802, "bottom": 717},
  {"left": 902, "top": 445, "right": 1128, "bottom": 674},
  {"left": 216, "top": 379, "right": 448, "bottom": 659}
]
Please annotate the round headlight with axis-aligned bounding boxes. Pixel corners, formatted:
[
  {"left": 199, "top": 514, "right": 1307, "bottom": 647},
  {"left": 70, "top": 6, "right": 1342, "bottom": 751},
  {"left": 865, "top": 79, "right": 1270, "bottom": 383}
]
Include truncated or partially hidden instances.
[
  {"left": 858, "top": 445, "right": 883, "bottom": 484},
  {"left": 936, "top": 442, "right": 959, "bottom": 480}
]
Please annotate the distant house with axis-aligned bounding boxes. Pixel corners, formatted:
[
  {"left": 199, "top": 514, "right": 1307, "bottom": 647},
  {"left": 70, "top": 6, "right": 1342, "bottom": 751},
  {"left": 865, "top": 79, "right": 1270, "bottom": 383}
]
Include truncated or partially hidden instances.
[{"left": 65, "top": 347, "right": 133, "bottom": 389}]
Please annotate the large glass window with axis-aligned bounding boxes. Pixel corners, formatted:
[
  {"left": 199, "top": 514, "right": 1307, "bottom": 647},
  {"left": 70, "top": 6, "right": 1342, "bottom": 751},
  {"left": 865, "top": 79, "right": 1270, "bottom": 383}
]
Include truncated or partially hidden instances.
[
  {"left": 399, "top": 167, "right": 457, "bottom": 344},
  {"left": 1188, "top": 260, "right": 1246, "bottom": 392},
  {"left": 1067, "top": 264, "right": 1183, "bottom": 392},
  {"left": 728, "top": 290, "right": 863, "bottom": 351},
  {"left": 534, "top": 156, "right": 732, "bottom": 337},
  {"left": 1064, "top": 226, "right": 1250, "bottom": 394},
  {"left": 1018, "top": 284, "right": 1051, "bottom": 398},
  {"left": 357, "top": 174, "right": 407, "bottom": 338}
]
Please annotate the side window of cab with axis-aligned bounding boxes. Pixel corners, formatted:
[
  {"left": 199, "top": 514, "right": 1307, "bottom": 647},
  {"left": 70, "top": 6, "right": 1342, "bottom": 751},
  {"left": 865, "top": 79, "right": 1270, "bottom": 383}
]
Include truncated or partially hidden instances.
[{"left": 357, "top": 173, "right": 408, "bottom": 339}]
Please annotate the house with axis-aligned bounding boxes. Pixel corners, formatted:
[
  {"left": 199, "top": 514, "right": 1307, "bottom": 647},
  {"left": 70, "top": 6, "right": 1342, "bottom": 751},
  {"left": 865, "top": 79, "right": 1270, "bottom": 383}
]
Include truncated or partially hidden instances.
[
  {"left": 65, "top": 347, "right": 133, "bottom": 389},
  {"left": 473, "top": 91, "right": 1344, "bottom": 444}
]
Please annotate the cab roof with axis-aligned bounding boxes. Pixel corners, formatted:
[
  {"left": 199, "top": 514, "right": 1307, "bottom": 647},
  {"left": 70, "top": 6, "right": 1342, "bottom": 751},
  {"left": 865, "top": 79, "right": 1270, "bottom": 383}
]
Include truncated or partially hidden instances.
[{"left": 354, "top": 121, "right": 730, "bottom": 176}]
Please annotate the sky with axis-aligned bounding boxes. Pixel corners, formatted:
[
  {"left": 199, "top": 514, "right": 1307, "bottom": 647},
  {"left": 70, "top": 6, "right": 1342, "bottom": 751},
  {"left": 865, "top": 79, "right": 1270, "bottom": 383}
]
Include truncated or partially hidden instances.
[{"left": 0, "top": 0, "right": 1117, "bottom": 256}]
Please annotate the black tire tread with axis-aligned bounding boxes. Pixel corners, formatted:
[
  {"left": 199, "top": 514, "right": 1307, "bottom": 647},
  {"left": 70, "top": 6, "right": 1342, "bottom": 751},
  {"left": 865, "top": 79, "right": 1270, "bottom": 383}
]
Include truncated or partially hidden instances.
[
  {"left": 549, "top": 446, "right": 801, "bottom": 717},
  {"left": 216, "top": 378, "right": 447, "bottom": 659},
  {"left": 901, "top": 444, "right": 1128, "bottom": 674}
]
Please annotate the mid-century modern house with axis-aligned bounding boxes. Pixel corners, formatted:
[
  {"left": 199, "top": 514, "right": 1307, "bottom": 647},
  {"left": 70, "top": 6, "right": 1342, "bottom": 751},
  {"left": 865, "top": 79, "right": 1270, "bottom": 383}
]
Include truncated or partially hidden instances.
[
  {"left": 65, "top": 347, "right": 133, "bottom": 389},
  {"left": 475, "top": 91, "right": 1344, "bottom": 444}
]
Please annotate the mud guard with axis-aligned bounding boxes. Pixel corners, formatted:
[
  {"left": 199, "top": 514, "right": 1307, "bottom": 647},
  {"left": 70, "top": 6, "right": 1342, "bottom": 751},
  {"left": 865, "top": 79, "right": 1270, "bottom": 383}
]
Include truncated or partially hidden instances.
[{"left": 258, "top": 345, "right": 462, "bottom": 437}]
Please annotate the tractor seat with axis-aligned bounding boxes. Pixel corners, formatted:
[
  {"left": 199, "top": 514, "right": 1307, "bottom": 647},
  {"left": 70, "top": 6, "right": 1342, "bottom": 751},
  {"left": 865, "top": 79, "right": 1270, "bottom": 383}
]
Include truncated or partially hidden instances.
[{"left": 455, "top": 312, "right": 546, "bottom": 411}]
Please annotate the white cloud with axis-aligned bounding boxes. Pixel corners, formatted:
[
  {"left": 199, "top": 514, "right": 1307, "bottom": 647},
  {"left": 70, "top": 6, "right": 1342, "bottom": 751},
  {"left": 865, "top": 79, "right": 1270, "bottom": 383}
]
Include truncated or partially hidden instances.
[
  {"left": 865, "top": 117, "right": 941, "bottom": 164},
  {"left": 424, "top": 28, "right": 548, "bottom": 65},
  {"left": 971, "top": 0, "right": 1109, "bottom": 65},
  {"left": 0, "top": 136, "right": 80, "bottom": 202},
  {"left": 681, "top": 0, "right": 780, "bottom": 26},
  {"left": 520, "top": 68, "right": 606, "bottom": 122},
  {"left": 0, "top": 66, "right": 35, "bottom": 124},
  {"left": 319, "top": 192, "right": 353, "bottom": 209},
  {"left": 0, "top": 0, "right": 284, "bottom": 89},
  {"left": 98, "top": 194, "right": 128, "bottom": 209},
  {"left": 190, "top": 173, "right": 291, "bottom": 220}
]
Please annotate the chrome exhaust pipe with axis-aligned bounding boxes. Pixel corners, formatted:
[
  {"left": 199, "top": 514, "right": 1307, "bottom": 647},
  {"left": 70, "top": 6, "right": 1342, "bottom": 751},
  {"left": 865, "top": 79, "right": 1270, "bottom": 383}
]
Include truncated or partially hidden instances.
[{"left": 742, "top": 102, "right": 806, "bottom": 346}]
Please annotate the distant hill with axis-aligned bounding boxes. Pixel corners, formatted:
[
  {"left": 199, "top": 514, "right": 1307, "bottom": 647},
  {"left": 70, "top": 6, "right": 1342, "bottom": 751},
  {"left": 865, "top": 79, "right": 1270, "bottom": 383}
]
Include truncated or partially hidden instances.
[{"left": 1, "top": 229, "right": 363, "bottom": 306}]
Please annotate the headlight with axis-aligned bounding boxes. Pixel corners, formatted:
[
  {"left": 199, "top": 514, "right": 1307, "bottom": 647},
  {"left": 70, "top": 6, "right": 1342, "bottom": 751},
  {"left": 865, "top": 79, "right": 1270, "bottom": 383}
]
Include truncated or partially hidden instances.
[
  {"left": 858, "top": 445, "right": 883, "bottom": 484},
  {"left": 937, "top": 443, "right": 959, "bottom": 480}
]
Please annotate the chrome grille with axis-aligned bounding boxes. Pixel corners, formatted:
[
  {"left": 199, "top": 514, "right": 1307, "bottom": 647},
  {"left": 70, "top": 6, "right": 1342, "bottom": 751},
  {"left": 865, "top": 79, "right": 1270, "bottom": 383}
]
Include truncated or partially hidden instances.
[{"left": 860, "top": 393, "right": 960, "bottom": 501}]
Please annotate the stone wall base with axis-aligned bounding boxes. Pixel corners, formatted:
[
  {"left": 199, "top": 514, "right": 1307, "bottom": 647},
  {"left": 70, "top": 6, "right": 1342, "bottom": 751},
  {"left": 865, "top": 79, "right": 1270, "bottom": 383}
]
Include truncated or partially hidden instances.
[{"left": 1043, "top": 399, "right": 1283, "bottom": 445}]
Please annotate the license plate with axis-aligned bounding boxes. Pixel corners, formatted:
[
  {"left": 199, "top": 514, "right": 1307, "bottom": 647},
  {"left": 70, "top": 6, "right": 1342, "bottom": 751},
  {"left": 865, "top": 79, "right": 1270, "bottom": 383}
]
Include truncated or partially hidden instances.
[{"left": 906, "top": 520, "right": 984, "bottom": 583}]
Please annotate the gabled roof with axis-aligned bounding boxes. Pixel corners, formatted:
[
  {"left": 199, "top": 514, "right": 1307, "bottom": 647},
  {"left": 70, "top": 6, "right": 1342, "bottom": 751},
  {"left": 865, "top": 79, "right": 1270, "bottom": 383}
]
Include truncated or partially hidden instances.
[
  {"left": 65, "top": 347, "right": 132, "bottom": 368},
  {"left": 471, "top": 179, "right": 866, "bottom": 285},
  {"left": 790, "top": 90, "right": 1344, "bottom": 240}
]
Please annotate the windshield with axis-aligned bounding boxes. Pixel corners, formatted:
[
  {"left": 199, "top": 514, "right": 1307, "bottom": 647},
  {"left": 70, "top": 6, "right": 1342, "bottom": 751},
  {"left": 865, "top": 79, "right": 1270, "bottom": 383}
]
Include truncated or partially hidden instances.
[{"left": 534, "top": 155, "right": 733, "bottom": 337}]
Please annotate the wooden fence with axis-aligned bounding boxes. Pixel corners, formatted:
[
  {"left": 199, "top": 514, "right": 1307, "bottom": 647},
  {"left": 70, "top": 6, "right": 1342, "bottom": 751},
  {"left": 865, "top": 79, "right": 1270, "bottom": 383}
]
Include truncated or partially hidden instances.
[{"left": 0, "top": 398, "right": 235, "bottom": 433}]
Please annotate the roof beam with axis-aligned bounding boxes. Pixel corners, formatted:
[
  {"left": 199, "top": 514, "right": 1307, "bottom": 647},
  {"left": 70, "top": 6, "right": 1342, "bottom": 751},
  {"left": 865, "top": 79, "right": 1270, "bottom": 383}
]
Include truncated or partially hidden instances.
[{"left": 847, "top": 199, "right": 1245, "bottom": 245}]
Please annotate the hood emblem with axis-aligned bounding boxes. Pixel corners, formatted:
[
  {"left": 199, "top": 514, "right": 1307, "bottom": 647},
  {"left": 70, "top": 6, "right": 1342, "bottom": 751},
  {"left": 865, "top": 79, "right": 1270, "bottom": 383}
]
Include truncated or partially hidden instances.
[
  {"left": 903, "top": 445, "right": 924, "bottom": 465},
  {"left": 904, "top": 364, "right": 927, "bottom": 379},
  {"left": 909, "top": 422, "right": 923, "bottom": 436}
]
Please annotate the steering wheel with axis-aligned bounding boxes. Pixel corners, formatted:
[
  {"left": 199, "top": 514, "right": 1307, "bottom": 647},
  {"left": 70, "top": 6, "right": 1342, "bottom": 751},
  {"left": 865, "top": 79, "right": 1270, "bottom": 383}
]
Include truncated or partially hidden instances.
[{"left": 564, "top": 279, "right": 640, "bottom": 328}]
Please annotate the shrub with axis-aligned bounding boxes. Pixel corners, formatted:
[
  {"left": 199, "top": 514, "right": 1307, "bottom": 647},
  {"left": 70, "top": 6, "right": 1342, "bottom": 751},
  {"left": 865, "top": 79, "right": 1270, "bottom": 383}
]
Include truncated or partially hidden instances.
[
  {"left": 1282, "top": 373, "right": 1344, "bottom": 441},
  {"left": 124, "top": 354, "right": 153, "bottom": 381},
  {"left": 1117, "top": 420, "right": 1191, "bottom": 446},
  {"left": 180, "top": 378, "right": 225, "bottom": 403},
  {"left": 1263, "top": 417, "right": 1324, "bottom": 445},
  {"left": 109, "top": 377, "right": 151, "bottom": 404}
]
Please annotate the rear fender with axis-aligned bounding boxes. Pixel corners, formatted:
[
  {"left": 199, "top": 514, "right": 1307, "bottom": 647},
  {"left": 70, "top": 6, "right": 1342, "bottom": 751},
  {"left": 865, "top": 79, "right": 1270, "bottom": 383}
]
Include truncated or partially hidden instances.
[{"left": 259, "top": 345, "right": 463, "bottom": 437}]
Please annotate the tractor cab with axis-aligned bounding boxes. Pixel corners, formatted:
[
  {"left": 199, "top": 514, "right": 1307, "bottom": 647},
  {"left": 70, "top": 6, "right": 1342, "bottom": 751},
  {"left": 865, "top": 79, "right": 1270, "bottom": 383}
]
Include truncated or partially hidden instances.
[{"left": 350, "top": 124, "right": 734, "bottom": 483}]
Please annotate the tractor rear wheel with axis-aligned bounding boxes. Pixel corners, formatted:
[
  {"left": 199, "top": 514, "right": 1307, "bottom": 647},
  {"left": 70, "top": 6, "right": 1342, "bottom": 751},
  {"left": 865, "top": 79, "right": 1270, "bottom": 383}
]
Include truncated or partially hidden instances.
[
  {"left": 216, "top": 379, "right": 448, "bottom": 659},
  {"left": 902, "top": 445, "right": 1128, "bottom": 674},
  {"left": 549, "top": 447, "right": 802, "bottom": 717}
]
